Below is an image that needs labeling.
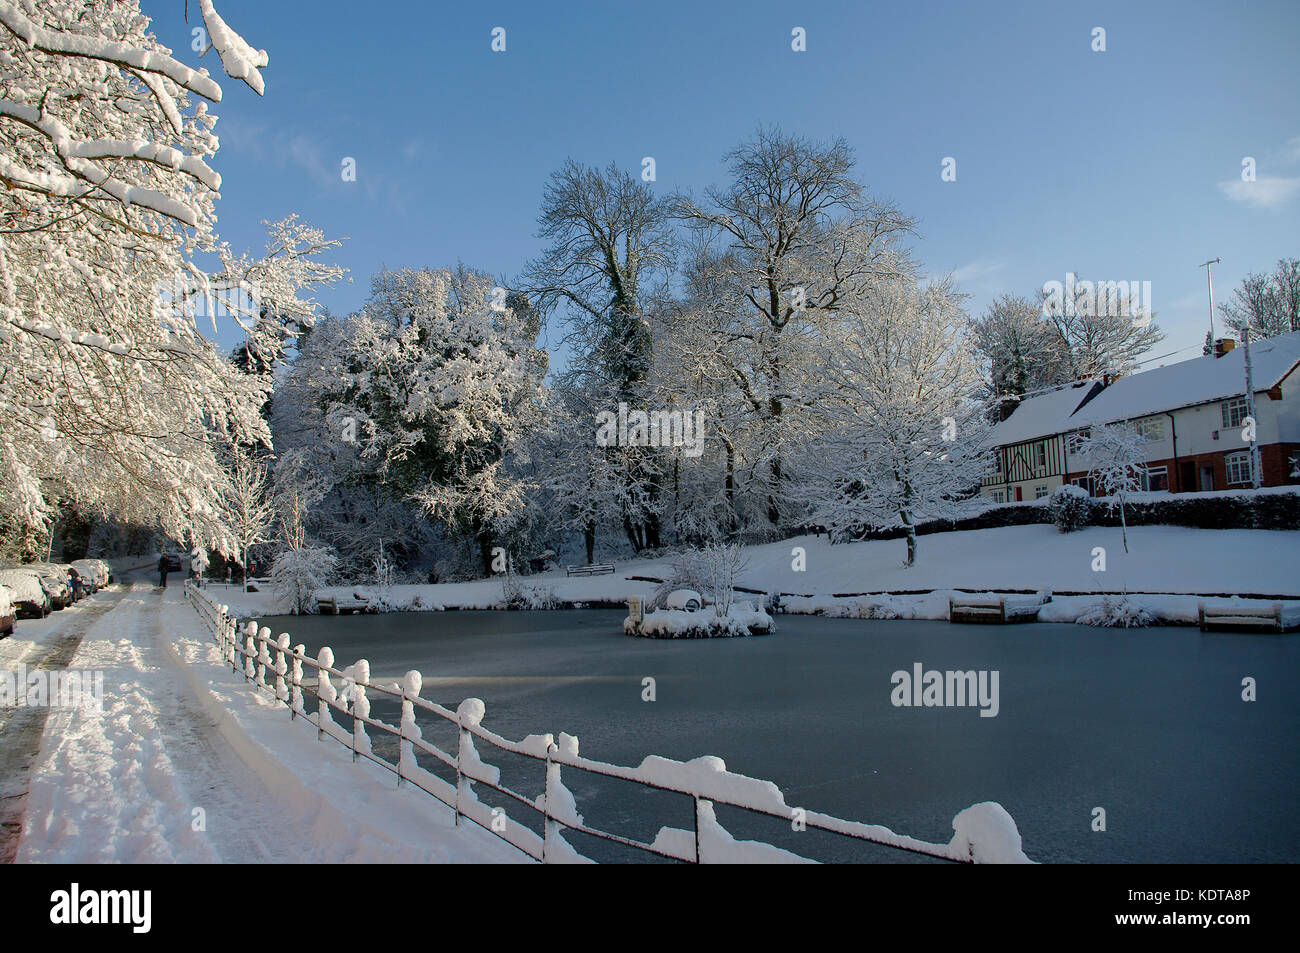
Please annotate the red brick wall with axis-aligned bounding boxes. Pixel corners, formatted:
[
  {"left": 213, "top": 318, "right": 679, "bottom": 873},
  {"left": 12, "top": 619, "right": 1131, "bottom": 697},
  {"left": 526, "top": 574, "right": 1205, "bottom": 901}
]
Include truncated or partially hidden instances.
[{"left": 1064, "top": 442, "right": 1300, "bottom": 493}]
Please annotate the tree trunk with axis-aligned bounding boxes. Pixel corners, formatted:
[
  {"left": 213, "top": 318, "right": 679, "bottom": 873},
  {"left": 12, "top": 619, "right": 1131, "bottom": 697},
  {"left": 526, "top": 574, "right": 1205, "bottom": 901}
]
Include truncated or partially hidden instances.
[
  {"left": 584, "top": 524, "right": 595, "bottom": 565},
  {"left": 1119, "top": 500, "right": 1129, "bottom": 554},
  {"left": 900, "top": 480, "right": 916, "bottom": 566}
]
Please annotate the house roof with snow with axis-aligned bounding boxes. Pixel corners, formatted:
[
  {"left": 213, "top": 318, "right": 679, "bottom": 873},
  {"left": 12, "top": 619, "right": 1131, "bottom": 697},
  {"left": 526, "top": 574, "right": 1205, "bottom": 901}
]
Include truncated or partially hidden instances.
[
  {"left": 983, "top": 380, "right": 1103, "bottom": 447},
  {"left": 1067, "top": 330, "right": 1300, "bottom": 430}
]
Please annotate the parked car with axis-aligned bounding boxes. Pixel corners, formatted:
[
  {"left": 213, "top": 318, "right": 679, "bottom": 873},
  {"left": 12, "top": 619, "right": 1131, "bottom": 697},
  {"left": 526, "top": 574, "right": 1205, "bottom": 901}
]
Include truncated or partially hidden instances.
[
  {"left": 160, "top": 552, "right": 187, "bottom": 572},
  {"left": 71, "top": 558, "right": 107, "bottom": 592},
  {"left": 30, "top": 563, "right": 83, "bottom": 605},
  {"left": 0, "top": 569, "right": 50, "bottom": 618},
  {"left": 86, "top": 558, "right": 112, "bottom": 586},
  {"left": 0, "top": 583, "right": 15, "bottom": 637},
  {"left": 23, "top": 564, "right": 74, "bottom": 609}
]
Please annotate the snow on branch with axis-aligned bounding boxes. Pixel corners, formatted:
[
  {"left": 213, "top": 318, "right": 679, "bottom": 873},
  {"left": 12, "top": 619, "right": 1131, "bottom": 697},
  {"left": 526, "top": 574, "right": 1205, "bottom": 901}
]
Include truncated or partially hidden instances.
[
  {"left": 198, "top": 0, "right": 268, "bottom": 96},
  {"left": 0, "top": 1, "right": 223, "bottom": 101}
]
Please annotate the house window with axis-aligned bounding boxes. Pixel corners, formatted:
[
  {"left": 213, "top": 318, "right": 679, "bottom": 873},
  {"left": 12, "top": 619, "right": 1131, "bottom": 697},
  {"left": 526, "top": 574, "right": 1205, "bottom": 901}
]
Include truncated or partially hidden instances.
[
  {"left": 1142, "top": 466, "right": 1168, "bottom": 492},
  {"left": 1221, "top": 397, "right": 1249, "bottom": 428},
  {"left": 991, "top": 489, "right": 1006, "bottom": 503},
  {"left": 1135, "top": 418, "right": 1163, "bottom": 442},
  {"left": 1032, "top": 442, "right": 1047, "bottom": 470},
  {"left": 1034, "top": 485, "right": 1049, "bottom": 499},
  {"left": 1071, "top": 476, "right": 1096, "bottom": 495},
  {"left": 1225, "top": 452, "right": 1252, "bottom": 486},
  {"left": 994, "top": 452, "right": 1003, "bottom": 474},
  {"left": 1067, "top": 430, "right": 1089, "bottom": 454}
]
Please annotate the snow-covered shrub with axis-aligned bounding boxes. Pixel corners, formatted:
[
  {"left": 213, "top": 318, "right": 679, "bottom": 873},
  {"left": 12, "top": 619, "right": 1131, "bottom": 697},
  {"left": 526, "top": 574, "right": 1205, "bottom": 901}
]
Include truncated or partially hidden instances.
[
  {"left": 372, "top": 540, "right": 394, "bottom": 589},
  {"left": 1048, "top": 485, "right": 1092, "bottom": 533},
  {"left": 823, "top": 598, "right": 900, "bottom": 620},
  {"left": 1076, "top": 596, "right": 1154, "bottom": 628},
  {"left": 653, "top": 544, "right": 748, "bottom": 616},
  {"left": 507, "top": 584, "right": 561, "bottom": 610},
  {"left": 271, "top": 546, "right": 339, "bottom": 614}
]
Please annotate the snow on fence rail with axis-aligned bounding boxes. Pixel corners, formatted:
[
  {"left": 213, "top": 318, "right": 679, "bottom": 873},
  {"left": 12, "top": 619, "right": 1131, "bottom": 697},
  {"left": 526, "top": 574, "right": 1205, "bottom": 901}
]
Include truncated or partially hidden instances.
[{"left": 183, "top": 581, "right": 1032, "bottom": 864}]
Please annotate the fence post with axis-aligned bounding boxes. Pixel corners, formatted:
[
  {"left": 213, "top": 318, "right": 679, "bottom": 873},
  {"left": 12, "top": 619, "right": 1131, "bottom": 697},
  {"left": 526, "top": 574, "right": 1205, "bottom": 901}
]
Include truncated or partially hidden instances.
[
  {"left": 350, "top": 659, "right": 371, "bottom": 763},
  {"left": 243, "top": 623, "right": 256, "bottom": 681},
  {"left": 454, "top": 712, "right": 465, "bottom": 827},
  {"left": 290, "top": 644, "right": 305, "bottom": 719},
  {"left": 274, "top": 633, "right": 290, "bottom": 705},
  {"left": 398, "top": 671, "right": 425, "bottom": 793},
  {"left": 693, "top": 796, "right": 702, "bottom": 864},
  {"left": 542, "top": 742, "right": 553, "bottom": 863},
  {"left": 316, "top": 646, "right": 335, "bottom": 741},
  {"left": 256, "top": 626, "right": 272, "bottom": 690},
  {"left": 227, "top": 615, "right": 237, "bottom": 671}
]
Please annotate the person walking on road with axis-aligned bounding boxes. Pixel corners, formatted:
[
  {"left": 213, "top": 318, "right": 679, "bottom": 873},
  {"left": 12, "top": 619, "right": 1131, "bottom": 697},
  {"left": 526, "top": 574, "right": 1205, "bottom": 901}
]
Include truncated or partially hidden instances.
[{"left": 158, "top": 554, "right": 169, "bottom": 589}]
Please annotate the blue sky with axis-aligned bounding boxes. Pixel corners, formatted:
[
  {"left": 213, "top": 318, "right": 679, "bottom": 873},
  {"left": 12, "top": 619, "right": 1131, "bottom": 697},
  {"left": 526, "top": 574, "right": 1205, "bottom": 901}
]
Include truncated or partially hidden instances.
[{"left": 156, "top": 0, "right": 1300, "bottom": 370}]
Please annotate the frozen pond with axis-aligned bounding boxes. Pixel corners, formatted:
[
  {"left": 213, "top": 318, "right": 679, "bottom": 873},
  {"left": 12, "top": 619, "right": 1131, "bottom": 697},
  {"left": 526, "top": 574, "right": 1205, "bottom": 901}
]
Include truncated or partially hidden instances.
[{"left": 254, "top": 609, "right": 1300, "bottom": 863}]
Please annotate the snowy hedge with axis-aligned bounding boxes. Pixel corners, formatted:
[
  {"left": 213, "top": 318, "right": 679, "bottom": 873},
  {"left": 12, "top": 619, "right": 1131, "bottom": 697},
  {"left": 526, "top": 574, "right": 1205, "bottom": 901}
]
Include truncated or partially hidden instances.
[{"left": 833, "top": 486, "right": 1300, "bottom": 540}]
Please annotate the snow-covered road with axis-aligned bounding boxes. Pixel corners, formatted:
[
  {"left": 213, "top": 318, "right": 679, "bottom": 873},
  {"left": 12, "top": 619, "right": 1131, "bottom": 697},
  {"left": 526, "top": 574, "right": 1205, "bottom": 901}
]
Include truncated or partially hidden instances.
[{"left": 5, "top": 577, "right": 523, "bottom": 864}]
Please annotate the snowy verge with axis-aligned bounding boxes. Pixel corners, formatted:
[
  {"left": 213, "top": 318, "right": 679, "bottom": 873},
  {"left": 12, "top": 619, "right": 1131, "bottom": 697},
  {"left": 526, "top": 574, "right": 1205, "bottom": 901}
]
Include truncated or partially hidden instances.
[
  {"left": 207, "top": 525, "right": 1300, "bottom": 629},
  {"left": 158, "top": 594, "right": 527, "bottom": 863}
]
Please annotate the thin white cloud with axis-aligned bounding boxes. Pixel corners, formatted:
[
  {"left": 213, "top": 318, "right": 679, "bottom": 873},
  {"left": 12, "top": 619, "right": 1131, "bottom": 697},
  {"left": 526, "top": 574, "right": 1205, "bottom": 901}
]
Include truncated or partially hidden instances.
[
  {"left": 951, "top": 258, "right": 1005, "bottom": 284},
  {"left": 1218, "top": 175, "right": 1300, "bottom": 209}
]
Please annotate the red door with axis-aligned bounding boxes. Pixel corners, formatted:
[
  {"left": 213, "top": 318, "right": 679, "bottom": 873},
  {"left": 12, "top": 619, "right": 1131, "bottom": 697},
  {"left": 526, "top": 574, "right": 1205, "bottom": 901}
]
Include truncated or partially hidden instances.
[{"left": 1014, "top": 486, "right": 1022, "bottom": 502}]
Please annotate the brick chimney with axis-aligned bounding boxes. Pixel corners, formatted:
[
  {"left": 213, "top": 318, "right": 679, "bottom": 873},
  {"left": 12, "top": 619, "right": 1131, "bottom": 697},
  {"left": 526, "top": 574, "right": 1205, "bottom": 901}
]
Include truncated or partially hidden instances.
[{"left": 1214, "top": 337, "right": 1236, "bottom": 358}]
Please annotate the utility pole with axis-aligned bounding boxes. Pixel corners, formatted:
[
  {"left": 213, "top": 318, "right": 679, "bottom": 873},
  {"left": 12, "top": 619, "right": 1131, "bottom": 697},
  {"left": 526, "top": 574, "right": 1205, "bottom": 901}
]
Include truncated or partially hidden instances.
[
  {"left": 1199, "top": 258, "right": 1221, "bottom": 354},
  {"left": 1242, "top": 327, "right": 1263, "bottom": 489}
]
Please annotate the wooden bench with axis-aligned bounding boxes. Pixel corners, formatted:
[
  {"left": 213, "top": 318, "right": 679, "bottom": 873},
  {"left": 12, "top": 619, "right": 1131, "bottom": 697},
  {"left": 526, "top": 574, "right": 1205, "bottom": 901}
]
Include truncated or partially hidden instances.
[
  {"left": 1198, "top": 601, "right": 1297, "bottom": 633},
  {"left": 566, "top": 564, "right": 615, "bottom": 577},
  {"left": 949, "top": 594, "right": 1044, "bottom": 625},
  {"left": 318, "top": 594, "right": 372, "bottom": 615}
]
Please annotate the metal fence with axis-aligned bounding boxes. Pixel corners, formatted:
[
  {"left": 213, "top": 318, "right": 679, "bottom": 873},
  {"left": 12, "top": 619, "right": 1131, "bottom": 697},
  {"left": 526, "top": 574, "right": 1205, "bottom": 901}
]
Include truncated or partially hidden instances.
[{"left": 183, "top": 581, "right": 1030, "bottom": 864}]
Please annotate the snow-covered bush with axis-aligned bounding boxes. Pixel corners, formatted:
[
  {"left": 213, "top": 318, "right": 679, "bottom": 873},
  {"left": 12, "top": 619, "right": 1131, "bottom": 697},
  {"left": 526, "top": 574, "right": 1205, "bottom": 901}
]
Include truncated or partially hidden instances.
[
  {"left": 1076, "top": 596, "right": 1154, "bottom": 628},
  {"left": 653, "top": 544, "right": 748, "bottom": 616},
  {"left": 823, "top": 598, "right": 900, "bottom": 620},
  {"left": 507, "top": 584, "right": 560, "bottom": 610},
  {"left": 1048, "top": 484, "right": 1092, "bottom": 533},
  {"left": 271, "top": 546, "right": 339, "bottom": 614},
  {"left": 372, "top": 540, "right": 394, "bottom": 589}
]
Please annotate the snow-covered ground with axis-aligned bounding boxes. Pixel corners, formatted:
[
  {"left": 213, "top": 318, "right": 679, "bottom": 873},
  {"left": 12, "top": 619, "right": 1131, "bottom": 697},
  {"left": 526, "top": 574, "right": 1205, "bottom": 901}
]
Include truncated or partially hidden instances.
[
  {"left": 214, "top": 524, "right": 1300, "bottom": 625},
  {"left": 8, "top": 578, "right": 523, "bottom": 863}
]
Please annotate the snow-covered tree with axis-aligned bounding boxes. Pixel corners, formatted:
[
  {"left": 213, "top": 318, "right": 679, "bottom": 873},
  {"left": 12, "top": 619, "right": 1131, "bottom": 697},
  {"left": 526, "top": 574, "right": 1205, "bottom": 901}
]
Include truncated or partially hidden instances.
[
  {"left": 309, "top": 267, "right": 547, "bottom": 574},
  {"left": 222, "top": 448, "right": 275, "bottom": 589},
  {"left": 800, "top": 275, "right": 992, "bottom": 566},
  {"left": 0, "top": 2, "right": 341, "bottom": 552},
  {"left": 1038, "top": 277, "right": 1164, "bottom": 380},
  {"left": 531, "top": 392, "right": 626, "bottom": 564},
  {"left": 968, "top": 294, "right": 1071, "bottom": 403},
  {"left": 521, "top": 160, "right": 675, "bottom": 552},
  {"left": 272, "top": 448, "right": 328, "bottom": 551},
  {"left": 1075, "top": 422, "right": 1152, "bottom": 553},
  {"left": 673, "top": 127, "right": 914, "bottom": 529},
  {"left": 1219, "top": 258, "right": 1300, "bottom": 340},
  {"left": 271, "top": 545, "right": 337, "bottom": 615}
]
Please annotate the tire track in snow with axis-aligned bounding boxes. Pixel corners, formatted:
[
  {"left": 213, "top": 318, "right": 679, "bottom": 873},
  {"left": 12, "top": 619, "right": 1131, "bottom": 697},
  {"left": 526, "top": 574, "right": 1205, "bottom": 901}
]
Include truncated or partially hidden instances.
[
  {"left": 0, "top": 586, "right": 130, "bottom": 863},
  {"left": 16, "top": 584, "right": 223, "bottom": 862},
  {"left": 140, "top": 586, "right": 314, "bottom": 862}
]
